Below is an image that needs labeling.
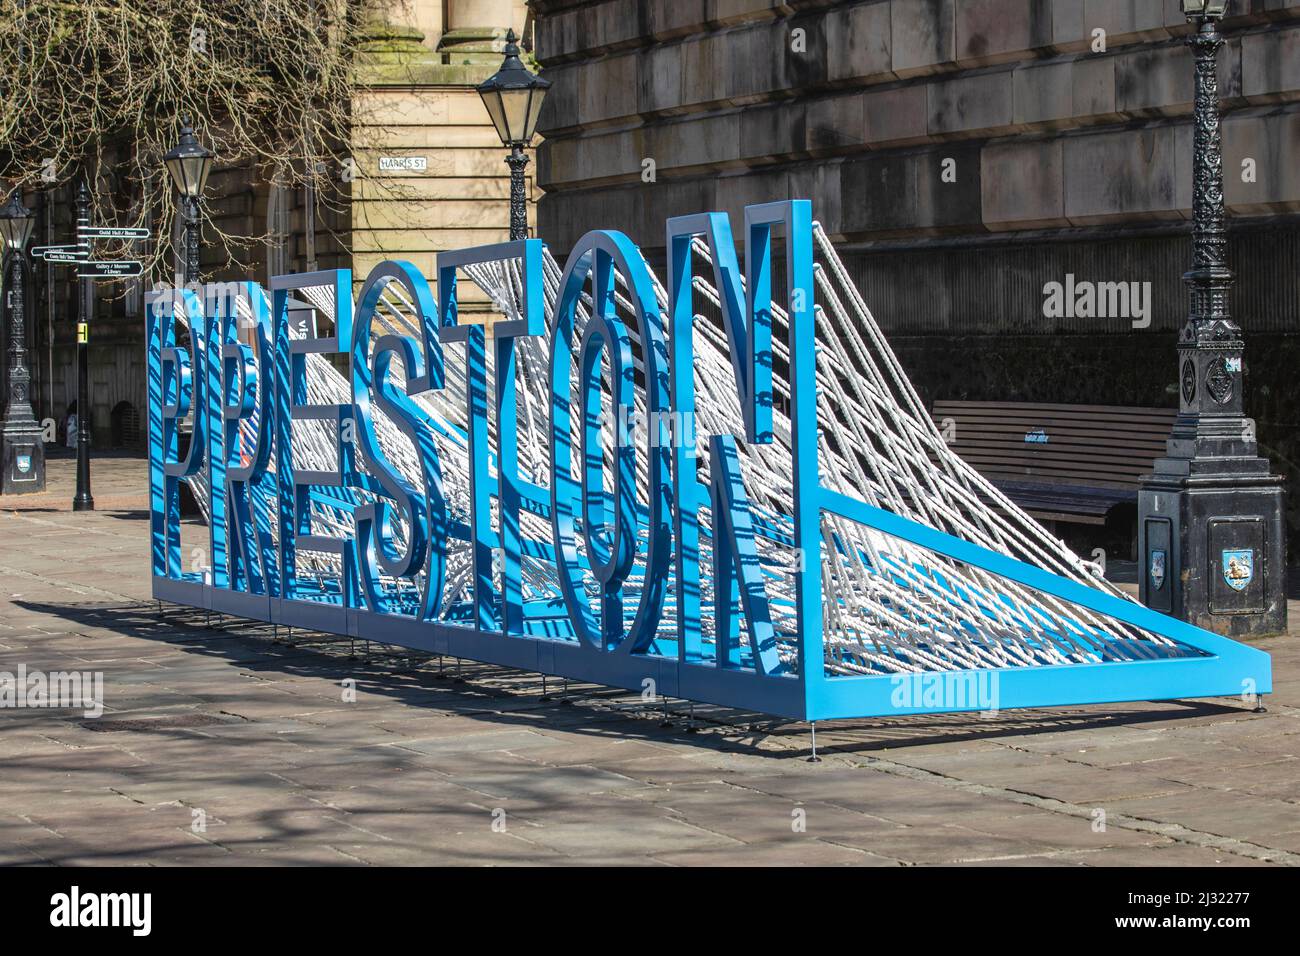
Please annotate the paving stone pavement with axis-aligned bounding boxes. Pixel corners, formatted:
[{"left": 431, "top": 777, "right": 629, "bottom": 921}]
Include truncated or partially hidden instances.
[{"left": 1, "top": 456, "right": 1298, "bottom": 866}]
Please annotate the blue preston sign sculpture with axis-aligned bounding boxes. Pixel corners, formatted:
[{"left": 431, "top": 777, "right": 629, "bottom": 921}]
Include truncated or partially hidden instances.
[{"left": 147, "top": 200, "right": 1271, "bottom": 722}]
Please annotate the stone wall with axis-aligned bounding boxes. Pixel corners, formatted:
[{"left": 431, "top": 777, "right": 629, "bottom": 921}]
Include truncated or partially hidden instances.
[
  {"left": 530, "top": 0, "right": 1300, "bottom": 550},
  {"left": 532, "top": 1, "right": 1300, "bottom": 251},
  {"left": 348, "top": 8, "right": 536, "bottom": 304}
]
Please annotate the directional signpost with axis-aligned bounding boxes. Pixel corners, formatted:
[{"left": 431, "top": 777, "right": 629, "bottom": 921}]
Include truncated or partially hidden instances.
[
  {"left": 33, "top": 229, "right": 148, "bottom": 273},
  {"left": 31, "top": 244, "right": 85, "bottom": 264},
  {"left": 79, "top": 226, "right": 150, "bottom": 242},
  {"left": 78, "top": 260, "right": 145, "bottom": 279},
  {"left": 32, "top": 243, "right": 80, "bottom": 260},
  {"left": 35, "top": 183, "right": 150, "bottom": 510}
]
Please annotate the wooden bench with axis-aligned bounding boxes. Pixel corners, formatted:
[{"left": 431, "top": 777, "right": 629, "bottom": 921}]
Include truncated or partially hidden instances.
[{"left": 931, "top": 401, "right": 1177, "bottom": 527}]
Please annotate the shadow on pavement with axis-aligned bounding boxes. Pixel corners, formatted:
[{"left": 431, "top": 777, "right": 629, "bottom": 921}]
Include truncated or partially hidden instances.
[{"left": 13, "top": 596, "right": 1253, "bottom": 764}]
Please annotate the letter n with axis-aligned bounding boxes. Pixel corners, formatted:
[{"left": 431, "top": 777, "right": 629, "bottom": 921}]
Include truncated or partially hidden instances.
[{"left": 709, "top": 435, "right": 781, "bottom": 675}]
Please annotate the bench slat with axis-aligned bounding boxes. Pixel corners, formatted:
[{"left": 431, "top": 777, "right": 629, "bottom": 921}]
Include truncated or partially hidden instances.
[
  {"left": 949, "top": 435, "right": 1167, "bottom": 455},
  {"left": 949, "top": 443, "right": 1165, "bottom": 462},
  {"left": 933, "top": 400, "right": 1178, "bottom": 418},
  {"left": 940, "top": 418, "right": 1174, "bottom": 435}
]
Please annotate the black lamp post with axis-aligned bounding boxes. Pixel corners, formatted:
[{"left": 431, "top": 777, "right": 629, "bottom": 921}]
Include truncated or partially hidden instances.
[
  {"left": 1138, "top": 0, "right": 1287, "bottom": 637},
  {"left": 477, "top": 29, "right": 550, "bottom": 242},
  {"left": 0, "top": 188, "right": 45, "bottom": 496},
  {"left": 163, "top": 117, "right": 214, "bottom": 285},
  {"left": 72, "top": 181, "right": 93, "bottom": 510}
]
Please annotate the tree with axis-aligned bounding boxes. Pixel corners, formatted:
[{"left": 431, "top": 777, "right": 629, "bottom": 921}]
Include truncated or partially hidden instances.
[{"left": 0, "top": 0, "right": 385, "bottom": 274}]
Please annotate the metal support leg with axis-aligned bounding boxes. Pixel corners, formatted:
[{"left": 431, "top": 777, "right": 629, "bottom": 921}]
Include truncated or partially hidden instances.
[
  {"left": 559, "top": 678, "right": 571, "bottom": 705},
  {"left": 807, "top": 722, "right": 822, "bottom": 763},
  {"left": 686, "top": 702, "right": 698, "bottom": 733},
  {"left": 1254, "top": 694, "right": 1268, "bottom": 714},
  {"left": 659, "top": 697, "right": 672, "bottom": 728},
  {"left": 540, "top": 674, "right": 552, "bottom": 701}
]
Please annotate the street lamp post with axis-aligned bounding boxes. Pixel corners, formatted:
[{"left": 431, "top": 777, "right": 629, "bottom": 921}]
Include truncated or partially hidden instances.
[
  {"left": 1138, "top": 0, "right": 1287, "bottom": 636},
  {"left": 161, "top": 119, "right": 213, "bottom": 515},
  {"left": 163, "top": 117, "right": 214, "bottom": 286},
  {"left": 0, "top": 188, "right": 44, "bottom": 495},
  {"left": 476, "top": 29, "right": 550, "bottom": 242},
  {"left": 72, "top": 181, "right": 93, "bottom": 510}
]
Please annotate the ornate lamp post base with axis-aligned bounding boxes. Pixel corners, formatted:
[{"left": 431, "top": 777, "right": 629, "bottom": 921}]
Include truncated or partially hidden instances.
[
  {"left": 2, "top": 420, "right": 45, "bottom": 495},
  {"left": 1140, "top": 467, "right": 1287, "bottom": 638}
]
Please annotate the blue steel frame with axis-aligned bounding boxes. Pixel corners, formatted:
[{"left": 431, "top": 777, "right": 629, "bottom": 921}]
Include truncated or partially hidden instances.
[{"left": 145, "top": 201, "right": 1272, "bottom": 722}]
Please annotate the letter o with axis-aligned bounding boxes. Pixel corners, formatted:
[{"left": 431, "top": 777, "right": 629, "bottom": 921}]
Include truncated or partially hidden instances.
[{"left": 549, "top": 231, "right": 672, "bottom": 653}]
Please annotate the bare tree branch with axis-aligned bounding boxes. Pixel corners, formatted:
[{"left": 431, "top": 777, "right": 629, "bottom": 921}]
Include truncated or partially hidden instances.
[{"left": 0, "top": 0, "right": 390, "bottom": 277}]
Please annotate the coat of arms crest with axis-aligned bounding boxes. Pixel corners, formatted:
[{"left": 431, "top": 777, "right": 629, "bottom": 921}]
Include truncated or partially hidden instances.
[
  {"left": 1149, "top": 549, "right": 1167, "bottom": 591},
  {"left": 1222, "top": 549, "right": 1254, "bottom": 592}
]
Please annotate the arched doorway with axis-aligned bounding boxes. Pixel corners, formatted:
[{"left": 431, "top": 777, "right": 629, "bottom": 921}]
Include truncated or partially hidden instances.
[{"left": 110, "top": 400, "right": 143, "bottom": 449}]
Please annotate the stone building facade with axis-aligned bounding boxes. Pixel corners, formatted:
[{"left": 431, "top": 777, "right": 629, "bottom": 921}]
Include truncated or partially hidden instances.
[{"left": 529, "top": 0, "right": 1300, "bottom": 550}]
